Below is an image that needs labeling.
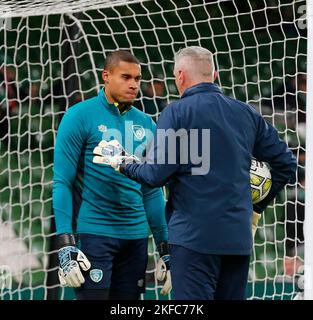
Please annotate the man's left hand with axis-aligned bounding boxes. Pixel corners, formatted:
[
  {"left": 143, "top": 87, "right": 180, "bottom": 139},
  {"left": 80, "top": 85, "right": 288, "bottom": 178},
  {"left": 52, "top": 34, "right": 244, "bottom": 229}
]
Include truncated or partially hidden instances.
[{"left": 156, "top": 242, "right": 172, "bottom": 295}]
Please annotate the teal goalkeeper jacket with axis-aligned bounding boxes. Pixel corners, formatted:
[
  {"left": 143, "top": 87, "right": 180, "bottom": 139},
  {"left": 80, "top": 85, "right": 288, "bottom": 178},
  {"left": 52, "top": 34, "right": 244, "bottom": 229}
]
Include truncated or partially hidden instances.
[{"left": 52, "top": 88, "right": 168, "bottom": 245}]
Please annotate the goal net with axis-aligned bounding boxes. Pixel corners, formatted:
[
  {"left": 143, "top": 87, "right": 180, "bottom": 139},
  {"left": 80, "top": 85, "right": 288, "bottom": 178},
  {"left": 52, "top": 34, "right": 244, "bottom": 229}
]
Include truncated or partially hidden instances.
[{"left": 0, "top": 0, "right": 306, "bottom": 300}]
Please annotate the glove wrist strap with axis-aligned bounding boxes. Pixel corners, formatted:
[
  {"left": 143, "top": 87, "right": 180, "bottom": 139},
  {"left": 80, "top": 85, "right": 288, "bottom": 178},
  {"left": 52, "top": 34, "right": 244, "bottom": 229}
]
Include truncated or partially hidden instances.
[
  {"left": 119, "top": 161, "right": 127, "bottom": 174},
  {"left": 157, "top": 242, "right": 169, "bottom": 256},
  {"left": 57, "top": 233, "right": 76, "bottom": 248}
]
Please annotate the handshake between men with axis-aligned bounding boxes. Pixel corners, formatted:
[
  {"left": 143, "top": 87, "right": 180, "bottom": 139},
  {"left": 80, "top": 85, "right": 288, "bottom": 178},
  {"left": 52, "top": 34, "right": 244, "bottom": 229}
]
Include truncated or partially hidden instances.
[{"left": 93, "top": 140, "right": 140, "bottom": 170}]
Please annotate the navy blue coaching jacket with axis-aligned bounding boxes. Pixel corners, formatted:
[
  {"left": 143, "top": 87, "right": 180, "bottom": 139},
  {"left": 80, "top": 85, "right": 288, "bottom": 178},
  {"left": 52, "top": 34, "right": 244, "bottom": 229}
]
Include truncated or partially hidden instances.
[{"left": 123, "top": 82, "right": 297, "bottom": 255}]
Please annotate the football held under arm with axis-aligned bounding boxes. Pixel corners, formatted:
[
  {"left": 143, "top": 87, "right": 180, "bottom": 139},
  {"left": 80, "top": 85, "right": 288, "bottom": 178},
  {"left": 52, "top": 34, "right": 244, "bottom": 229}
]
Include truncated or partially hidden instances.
[{"left": 252, "top": 115, "right": 297, "bottom": 213}]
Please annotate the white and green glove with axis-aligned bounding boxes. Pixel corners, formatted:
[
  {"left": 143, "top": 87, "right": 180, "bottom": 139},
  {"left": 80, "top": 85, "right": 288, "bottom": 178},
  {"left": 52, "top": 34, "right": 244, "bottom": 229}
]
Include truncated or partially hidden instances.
[
  {"left": 156, "top": 242, "right": 172, "bottom": 295},
  {"left": 93, "top": 140, "right": 140, "bottom": 171},
  {"left": 57, "top": 234, "right": 91, "bottom": 287}
]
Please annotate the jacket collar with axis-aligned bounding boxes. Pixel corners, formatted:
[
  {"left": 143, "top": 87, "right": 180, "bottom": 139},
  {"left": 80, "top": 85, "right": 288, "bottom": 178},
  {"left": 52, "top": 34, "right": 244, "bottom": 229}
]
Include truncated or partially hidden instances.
[
  {"left": 98, "top": 88, "right": 132, "bottom": 116},
  {"left": 181, "top": 82, "right": 222, "bottom": 98}
]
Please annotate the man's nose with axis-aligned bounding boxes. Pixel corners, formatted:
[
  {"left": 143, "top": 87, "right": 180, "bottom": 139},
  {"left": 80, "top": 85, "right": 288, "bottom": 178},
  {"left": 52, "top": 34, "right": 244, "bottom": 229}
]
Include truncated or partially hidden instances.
[{"left": 129, "top": 79, "right": 139, "bottom": 89}]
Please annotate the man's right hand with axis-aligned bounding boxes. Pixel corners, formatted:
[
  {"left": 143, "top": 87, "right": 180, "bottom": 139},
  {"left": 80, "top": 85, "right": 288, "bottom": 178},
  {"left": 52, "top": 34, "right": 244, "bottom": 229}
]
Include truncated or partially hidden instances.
[{"left": 57, "top": 234, "right": 91, "bottom": 287}]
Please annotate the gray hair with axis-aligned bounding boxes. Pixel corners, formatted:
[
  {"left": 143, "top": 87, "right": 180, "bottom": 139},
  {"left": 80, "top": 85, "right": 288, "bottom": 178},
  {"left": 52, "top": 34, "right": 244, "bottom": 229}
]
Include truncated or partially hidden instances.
[{"left": 174, "top": 46, "right": 215, "bottom": 79}]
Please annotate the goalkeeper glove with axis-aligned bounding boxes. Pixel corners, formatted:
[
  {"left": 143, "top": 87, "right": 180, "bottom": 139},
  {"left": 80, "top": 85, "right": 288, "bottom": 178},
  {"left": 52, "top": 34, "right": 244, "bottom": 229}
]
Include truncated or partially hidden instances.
[
  {"left": 252, "top": 211, "right": 262, "bottom": 239},
  {"left": 57, "top": 234, "right": 91, "bottom": 287},
  {"left": 93, "top": 140, "right": 140, "bottom": 171},
  {"left": 156, "top": 242, "right": 172, "bottom": 295}
]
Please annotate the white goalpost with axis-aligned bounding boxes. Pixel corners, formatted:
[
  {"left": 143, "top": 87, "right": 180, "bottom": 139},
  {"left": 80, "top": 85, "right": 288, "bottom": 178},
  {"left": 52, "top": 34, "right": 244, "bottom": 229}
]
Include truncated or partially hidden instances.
[
  {"left": 0, "top": 0, "right": 308, "bottom": 300},
  {"left": 304, "top": 0, "right": 313, "bottom": 301}
]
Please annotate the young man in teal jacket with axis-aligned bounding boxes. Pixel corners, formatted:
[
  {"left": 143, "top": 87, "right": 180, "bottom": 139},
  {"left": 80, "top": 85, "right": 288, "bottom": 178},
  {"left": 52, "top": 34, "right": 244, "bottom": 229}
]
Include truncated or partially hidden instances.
[{"left": 53, "top": 51, "right": 170, "bottom": 300}]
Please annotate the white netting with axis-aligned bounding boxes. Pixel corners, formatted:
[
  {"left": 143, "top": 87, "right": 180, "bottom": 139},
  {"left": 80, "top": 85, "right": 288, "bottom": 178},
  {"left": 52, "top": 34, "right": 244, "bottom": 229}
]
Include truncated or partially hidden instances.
[
  {"left": 0, "top": 0, "right": 306, "bottom": 300},
  {"left": 0, "top": 0, "right": 148, "bottom": 18}
]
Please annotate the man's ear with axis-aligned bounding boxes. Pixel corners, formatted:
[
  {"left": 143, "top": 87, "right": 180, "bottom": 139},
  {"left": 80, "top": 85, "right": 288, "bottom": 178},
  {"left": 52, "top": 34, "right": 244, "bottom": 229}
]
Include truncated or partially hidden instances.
[
  {"left": 102, "top": 70, "right": 109, "bottom": 84},
  {"left": 214, "top": 70, "right": 218, "bottom": 81},
  {"left": 178, "top": 70, "right": 184, "bottom": 84}
]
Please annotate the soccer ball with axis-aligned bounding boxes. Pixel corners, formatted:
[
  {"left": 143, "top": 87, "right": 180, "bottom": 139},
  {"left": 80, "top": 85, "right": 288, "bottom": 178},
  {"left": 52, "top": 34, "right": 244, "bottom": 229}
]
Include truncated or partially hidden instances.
[{"left": 250, "top": 159, "right": 272, "bottom": 204}]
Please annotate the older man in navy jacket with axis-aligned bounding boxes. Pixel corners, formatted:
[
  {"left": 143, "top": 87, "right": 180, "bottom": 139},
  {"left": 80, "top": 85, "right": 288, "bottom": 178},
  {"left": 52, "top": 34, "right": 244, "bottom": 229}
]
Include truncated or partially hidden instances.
[{"left": 94, "top": 46, "right": 297, "bottom": 300}]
